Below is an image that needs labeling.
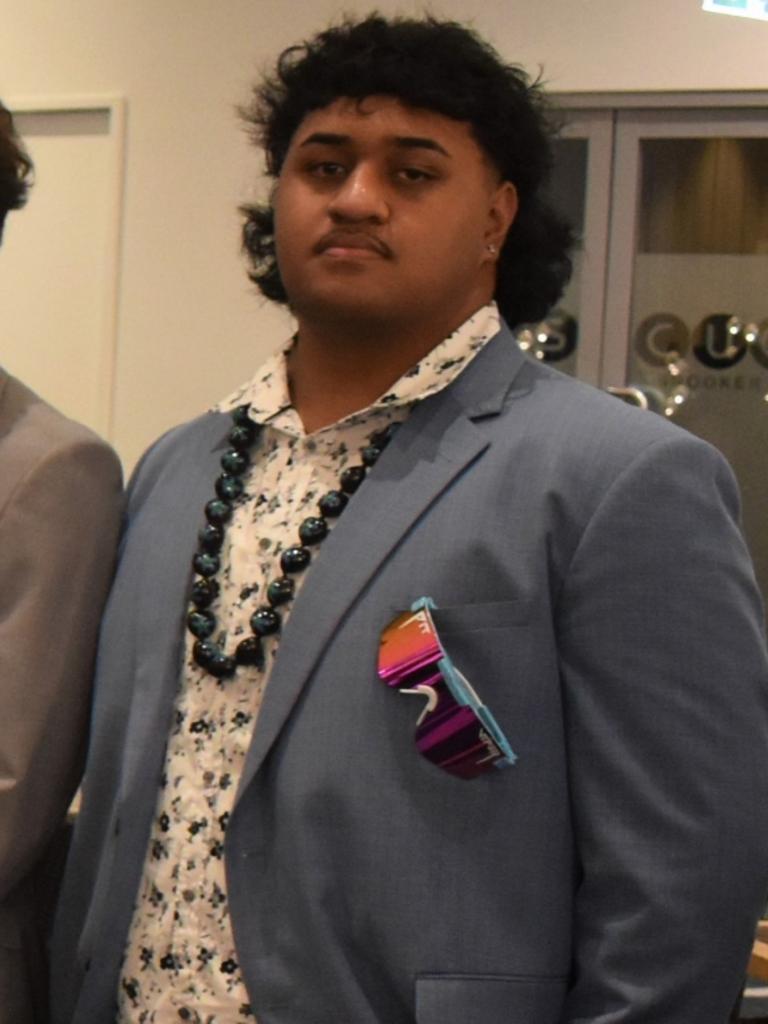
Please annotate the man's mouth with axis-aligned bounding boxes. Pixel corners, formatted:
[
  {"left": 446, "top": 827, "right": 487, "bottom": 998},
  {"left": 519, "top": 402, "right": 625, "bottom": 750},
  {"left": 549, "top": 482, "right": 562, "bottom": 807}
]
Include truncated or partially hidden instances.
[{"left": 314, "top": 231, "right": 392, "bottom": 258}]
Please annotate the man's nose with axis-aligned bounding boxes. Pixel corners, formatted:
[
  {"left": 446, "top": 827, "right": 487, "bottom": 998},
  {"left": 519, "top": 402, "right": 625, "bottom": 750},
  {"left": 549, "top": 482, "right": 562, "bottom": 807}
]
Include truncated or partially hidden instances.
[{"left": 328, "top": 166, "right": 388, "bottom": 222}]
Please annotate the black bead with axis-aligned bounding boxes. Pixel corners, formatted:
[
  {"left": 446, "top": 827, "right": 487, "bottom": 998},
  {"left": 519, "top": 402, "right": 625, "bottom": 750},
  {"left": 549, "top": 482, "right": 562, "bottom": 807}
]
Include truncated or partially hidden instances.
[
  {"left": 228, "top": 423, "right": 257, "bottom": 450},
  {"left": 267, "top": 576, "right": 295, "bottom": 606},
  {"left": 198, "top": 523, "right": 224, "bottom": 553},
  {"left": 235, "top": 636, "right": 264, "bottom": 668},
  {"left": 318, "top": 490, "right": 348, "bottom": 518},
  {"left": 215, "top": 475, "right": 244, "bottom": 501},
  {"left": 191, "top": 577, "right": 219, "bottom": 608},
  {"left": 231, "top": 404, "right": 252, "bottom": 427},
  {"left": 187, "top": 609, "right": 216, "bottom": 639},
  {"left": 206, "top": 650, "right": 236, "bottom": 679},
  {"left": 369, "top": 422, "right": 400, "bottom": 449},
  {"left": 250, "top": 606, "right": 280, "bottom": 636},
  {"left": 193, "top": 552, "right": 220, "bottom": 577},
  {"left": 280, "top": 546, "right": 311, "bottom": 573},
  {"left": 193, "top": 639, "right": 217, "bottom": 669},
  {"left": 194, "top": 640, "right": 235, "bottom": 678},
  {"left": 360, "top": 445, "right": 382, "bottom": 467},
  {"left": 205, "top": 499, "right": 232, "bottom": 525},
  {"left": 340, "top": 465, "right": 366, "bottom": 494},
  {"left": 298, "top": 517, "right": 328, "bottom": 545},
  {"left": 221, "top": 448, "right": 250, "bottom": 476}
]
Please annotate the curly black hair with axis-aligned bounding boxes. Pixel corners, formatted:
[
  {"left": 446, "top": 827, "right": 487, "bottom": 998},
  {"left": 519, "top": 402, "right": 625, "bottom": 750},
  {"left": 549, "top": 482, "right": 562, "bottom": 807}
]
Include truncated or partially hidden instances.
[
  {"left": 0, "top": 101, "right": 32, "bottom": 243},
  {"left": 240, "top": 14, "right": 574, "bottom": 327}
]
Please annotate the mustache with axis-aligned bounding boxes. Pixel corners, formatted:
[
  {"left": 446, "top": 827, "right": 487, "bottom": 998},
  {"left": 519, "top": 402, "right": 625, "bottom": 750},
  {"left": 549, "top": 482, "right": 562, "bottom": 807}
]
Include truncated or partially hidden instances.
[{"left": 313, "top": 230, "right": 392, "bottom": 258}]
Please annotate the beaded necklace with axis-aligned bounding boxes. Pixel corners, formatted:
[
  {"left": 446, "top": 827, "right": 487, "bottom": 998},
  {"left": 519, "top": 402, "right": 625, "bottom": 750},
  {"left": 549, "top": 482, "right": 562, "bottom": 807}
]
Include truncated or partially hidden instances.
[{"left": 186, "top": 404, "right": 399, "bottom": 679}]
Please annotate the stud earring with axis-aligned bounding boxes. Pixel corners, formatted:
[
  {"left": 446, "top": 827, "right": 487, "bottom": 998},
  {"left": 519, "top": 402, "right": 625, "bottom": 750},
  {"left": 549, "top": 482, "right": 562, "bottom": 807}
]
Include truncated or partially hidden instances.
[{"left": 486, "top": 243, "right": 497, "bottom": 255}]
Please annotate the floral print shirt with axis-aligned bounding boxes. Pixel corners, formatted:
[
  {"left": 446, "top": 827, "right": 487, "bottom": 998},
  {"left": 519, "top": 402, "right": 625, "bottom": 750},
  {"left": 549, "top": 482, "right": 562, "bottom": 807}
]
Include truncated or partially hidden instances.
[{"left": 116, "top": 304, "right": 501, "bottom": 1023}]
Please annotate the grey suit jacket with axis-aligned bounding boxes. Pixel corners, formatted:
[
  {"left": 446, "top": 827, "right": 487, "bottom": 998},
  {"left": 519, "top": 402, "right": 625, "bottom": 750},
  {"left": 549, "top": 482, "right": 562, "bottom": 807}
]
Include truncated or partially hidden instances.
[
  {"left": 0, "top": 369, "right": 122, "bottom": 1023},
  {"left": 51, "top": 327, "right": 768, "bottom": 1023}
]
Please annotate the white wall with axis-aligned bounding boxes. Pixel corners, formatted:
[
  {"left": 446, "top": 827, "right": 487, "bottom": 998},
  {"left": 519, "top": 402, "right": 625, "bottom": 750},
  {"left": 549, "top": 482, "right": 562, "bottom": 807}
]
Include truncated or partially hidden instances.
[{"left": 1, "top": 0, "right": 766, "bottom": 469}]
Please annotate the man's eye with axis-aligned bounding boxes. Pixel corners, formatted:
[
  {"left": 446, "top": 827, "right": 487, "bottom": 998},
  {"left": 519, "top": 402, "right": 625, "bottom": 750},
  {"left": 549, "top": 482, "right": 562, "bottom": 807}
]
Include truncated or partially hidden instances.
[
  {"left": 396, "top": 167, "right": 434, "bottom": 183},
  {"left": 309, "top": 162, "right": 346, "bottom": 178}
]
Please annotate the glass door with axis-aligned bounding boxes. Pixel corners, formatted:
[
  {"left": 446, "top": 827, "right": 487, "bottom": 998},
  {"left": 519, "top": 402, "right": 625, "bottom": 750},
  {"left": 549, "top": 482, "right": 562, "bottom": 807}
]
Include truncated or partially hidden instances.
[{"left": 603, "top": 109, "right": 768, "bottom": 602}]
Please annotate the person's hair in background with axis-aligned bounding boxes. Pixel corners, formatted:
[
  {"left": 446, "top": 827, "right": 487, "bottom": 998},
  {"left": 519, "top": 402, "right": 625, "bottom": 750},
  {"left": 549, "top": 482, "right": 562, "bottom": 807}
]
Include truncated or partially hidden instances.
[
  {"left": 0, "top": 102, "right": 32, "bottom": 242},
  {"left": 240, "top": 14, "right": 575, "bottom": 328}
]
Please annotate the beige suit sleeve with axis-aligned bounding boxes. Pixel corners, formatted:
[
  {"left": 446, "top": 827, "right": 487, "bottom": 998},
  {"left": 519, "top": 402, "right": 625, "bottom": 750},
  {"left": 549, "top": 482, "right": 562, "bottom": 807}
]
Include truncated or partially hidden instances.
[{"left": 0, "top": 436, "right": 122, "bottom": 899}]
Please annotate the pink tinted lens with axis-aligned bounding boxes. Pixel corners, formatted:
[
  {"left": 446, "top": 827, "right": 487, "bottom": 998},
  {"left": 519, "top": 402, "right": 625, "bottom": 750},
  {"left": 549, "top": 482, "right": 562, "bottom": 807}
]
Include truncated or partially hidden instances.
[{"left": 414, "top": 688, "right": 505, "bottom": 780}]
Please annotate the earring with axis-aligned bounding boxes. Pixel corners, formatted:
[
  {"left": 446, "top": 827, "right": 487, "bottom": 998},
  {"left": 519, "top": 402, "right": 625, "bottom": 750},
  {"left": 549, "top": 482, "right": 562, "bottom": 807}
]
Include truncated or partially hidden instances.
[{"left": 486, "top": 243, "right": 497, "bottom": 256}]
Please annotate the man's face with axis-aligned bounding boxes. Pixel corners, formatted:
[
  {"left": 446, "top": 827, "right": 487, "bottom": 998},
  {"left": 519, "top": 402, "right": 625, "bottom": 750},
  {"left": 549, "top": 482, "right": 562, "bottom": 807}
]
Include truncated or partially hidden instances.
[{"left": 273, "top": 95, "right": 517, "bottom": 335}]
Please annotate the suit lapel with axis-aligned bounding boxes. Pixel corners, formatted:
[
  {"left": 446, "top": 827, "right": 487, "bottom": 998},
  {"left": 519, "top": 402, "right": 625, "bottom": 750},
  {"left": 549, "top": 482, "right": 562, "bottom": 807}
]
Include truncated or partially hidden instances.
[{"left": 238, "top": 328, "right": 529, "bottom": 796}]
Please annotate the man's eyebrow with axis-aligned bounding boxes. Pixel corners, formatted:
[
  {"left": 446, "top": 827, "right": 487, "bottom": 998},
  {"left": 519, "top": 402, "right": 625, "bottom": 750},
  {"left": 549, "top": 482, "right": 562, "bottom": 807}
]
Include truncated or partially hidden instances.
[
  {"left": 298, "top": 132, "right": 351, "bottom": 148},
  {"left": 298, "top": 132, "right": 451, "bottom": 157},
  {"left": 393, "top": 136, "right": 451, "bottom": 157}
]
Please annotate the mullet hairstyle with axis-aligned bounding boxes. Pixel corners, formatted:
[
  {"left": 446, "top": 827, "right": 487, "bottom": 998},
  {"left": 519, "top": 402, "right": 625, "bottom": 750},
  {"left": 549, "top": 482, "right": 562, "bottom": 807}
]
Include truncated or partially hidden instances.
[
  {"left": 240, "top": 14, "right": 574, "bottom": 327},
  {"left": 0, "top": 102, "right": 32, "bottom": 243}
]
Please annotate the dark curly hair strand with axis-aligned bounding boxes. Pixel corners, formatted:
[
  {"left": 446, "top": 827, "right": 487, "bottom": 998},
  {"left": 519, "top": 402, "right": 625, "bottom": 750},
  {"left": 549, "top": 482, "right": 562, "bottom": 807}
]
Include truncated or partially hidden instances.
[
  {"left": 240, "top": 14, "right": 574, "bottom": 327},
  {"left": 0, "top": 101, "right": 32, "bottom": 243}
]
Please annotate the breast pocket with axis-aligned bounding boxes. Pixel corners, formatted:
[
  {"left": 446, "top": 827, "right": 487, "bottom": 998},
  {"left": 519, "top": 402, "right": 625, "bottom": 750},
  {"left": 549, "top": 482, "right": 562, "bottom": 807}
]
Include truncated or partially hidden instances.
[
  {"left": 428, "top": 598, "right": 554, "bottom": 707},
  {"left": 430, "top": 599, "right": 531, "bottom": 633},
  {"left": 415, "top": 973, "right": 567, "bottom": 1024}
]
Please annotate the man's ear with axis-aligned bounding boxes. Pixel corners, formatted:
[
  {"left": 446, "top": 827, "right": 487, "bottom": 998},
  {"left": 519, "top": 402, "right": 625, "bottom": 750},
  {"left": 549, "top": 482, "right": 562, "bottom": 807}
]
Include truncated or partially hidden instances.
[{"left": 485, "top": 181, "right": 518, "bottom": 255}]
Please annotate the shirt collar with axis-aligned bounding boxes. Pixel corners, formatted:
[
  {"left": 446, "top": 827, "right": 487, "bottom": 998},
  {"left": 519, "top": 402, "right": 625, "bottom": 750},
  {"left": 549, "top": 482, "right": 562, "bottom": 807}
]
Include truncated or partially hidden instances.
[{"left": 216, "top": 302, "right": 501, "bottom": 431}]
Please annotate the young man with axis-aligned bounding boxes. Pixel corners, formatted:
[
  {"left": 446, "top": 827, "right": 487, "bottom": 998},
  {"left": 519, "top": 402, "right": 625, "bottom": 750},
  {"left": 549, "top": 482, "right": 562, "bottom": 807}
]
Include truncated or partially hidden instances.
[
  {"left": 0, "top": 102, "right": 122, "bottom": 1023},
  {"left": 51, "top": 16, "right": 768, "bottom": 1024}
]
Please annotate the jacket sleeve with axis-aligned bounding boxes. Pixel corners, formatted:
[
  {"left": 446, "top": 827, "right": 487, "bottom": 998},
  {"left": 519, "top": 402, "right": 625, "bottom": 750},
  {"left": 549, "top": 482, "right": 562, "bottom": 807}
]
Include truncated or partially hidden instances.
[
  {"left": 557, "top": 431, "right": 768, "bottom": 1023},
  {"left": 0, "top": 437, "right": 122, "bottom": 899}
]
